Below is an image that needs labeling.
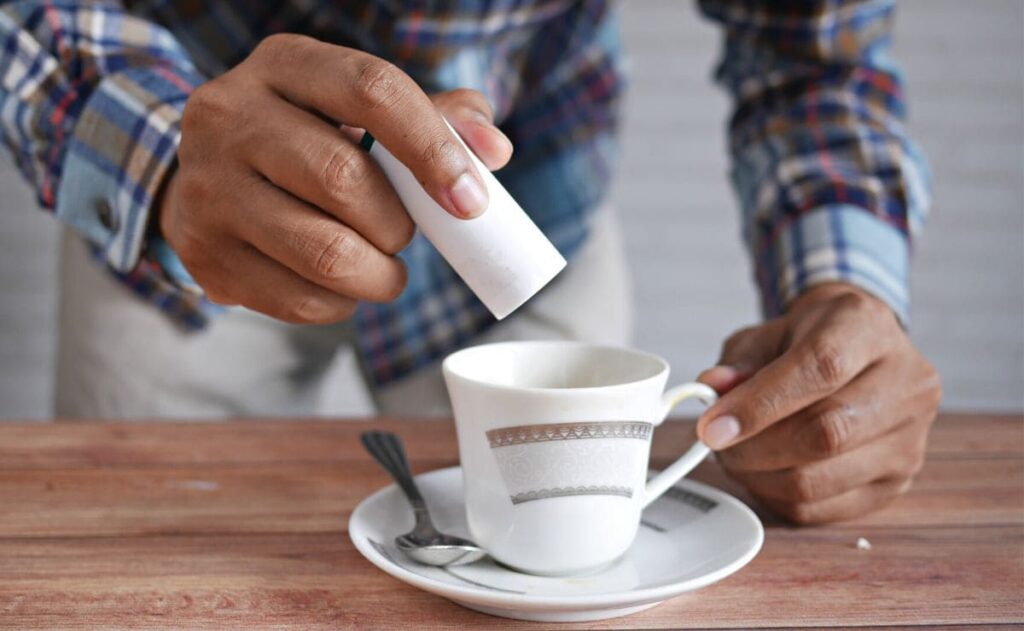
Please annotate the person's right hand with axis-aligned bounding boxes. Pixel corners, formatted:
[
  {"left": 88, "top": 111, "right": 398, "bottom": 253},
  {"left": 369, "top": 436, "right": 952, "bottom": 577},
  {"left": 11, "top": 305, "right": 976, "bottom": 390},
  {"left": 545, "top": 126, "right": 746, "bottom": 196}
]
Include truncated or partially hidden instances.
[{"left": 157, "top": 34, "right": 513, "bottom": 323}]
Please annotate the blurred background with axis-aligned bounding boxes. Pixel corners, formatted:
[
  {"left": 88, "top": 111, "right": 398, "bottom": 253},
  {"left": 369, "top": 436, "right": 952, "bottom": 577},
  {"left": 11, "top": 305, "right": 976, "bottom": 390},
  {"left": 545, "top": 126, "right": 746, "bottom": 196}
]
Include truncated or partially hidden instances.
[{"left": 1, "top": 0, "right": 1021, "bottom": 419}]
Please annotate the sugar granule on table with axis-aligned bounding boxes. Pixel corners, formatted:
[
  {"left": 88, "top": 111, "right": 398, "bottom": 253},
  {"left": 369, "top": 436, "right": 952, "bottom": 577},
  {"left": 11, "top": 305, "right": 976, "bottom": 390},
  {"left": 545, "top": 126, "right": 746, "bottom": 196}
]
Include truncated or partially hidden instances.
[{"left": 856, "top": 537, "right": 872, "bottom": 551}]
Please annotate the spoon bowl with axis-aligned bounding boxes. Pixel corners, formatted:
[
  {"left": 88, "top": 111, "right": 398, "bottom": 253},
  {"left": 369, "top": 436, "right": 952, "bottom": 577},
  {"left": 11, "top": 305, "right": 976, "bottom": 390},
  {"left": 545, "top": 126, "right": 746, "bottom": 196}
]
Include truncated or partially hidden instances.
[
  {"left": 361, "top": 431, "right": 488, "bottom": 567},
  {"left": 396, "top": 533, "right": 488, "bottom": 566}
]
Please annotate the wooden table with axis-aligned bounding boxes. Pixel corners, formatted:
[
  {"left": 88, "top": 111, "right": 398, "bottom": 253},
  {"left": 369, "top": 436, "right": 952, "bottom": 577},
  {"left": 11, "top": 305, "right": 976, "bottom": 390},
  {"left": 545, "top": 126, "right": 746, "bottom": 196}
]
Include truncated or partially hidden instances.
[{"left": 0, "top": 415, "right": 1021, "bottom": 629}]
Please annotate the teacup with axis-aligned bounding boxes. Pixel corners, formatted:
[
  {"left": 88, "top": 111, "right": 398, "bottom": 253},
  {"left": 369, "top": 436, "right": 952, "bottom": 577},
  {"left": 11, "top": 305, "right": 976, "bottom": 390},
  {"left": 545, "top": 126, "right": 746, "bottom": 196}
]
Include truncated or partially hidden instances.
[{"left": 442, "top": 341, "right": 717, "bottom": 576}]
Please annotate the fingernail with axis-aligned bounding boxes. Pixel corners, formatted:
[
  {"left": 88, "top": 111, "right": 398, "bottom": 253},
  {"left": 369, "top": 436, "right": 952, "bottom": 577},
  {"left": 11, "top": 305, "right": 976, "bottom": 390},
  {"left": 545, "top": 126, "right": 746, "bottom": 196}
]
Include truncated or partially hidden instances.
[
  {"left": 704, "top": 415, "right": 741, "bottom": 449},
  {"left": 467, "top": 110, "right": 509, "bottom": 148},
  {"left": 707, "top": 365, "right": 740, "bottom": 380},
  {"left": 469, "top": 110, "right": 492, "bottom": 126},
  {"left": 449, "top": 171, "right": 488, "bottom": 218},
  {"left": 498, "top": 131, "right": 514, "bottom": 157}
]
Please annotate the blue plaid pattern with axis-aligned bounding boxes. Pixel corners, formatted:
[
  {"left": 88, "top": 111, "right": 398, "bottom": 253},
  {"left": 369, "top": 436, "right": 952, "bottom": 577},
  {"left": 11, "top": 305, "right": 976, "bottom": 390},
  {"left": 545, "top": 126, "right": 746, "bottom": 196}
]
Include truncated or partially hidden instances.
[
  {"left": 0, "top": 0, "right": 928, "bottom": 386},
  {"left": 700, "top": 0, "right": 930, "bottom": 323}
]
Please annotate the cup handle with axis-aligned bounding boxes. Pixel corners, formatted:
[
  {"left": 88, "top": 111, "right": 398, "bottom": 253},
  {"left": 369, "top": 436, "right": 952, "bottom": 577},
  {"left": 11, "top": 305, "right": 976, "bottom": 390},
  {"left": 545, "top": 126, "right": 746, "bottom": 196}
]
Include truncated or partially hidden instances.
[{"left": 641, "top": 382, "right": 718, "bottom": 508}]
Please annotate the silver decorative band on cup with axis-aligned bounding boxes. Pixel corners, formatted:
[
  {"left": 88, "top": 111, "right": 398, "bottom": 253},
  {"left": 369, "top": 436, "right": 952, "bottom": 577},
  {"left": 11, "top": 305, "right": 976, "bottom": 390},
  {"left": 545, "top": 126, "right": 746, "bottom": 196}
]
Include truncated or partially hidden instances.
[
  {"left": 486, "top": 421, "right": 653, "bottom": 448},
  {"left": 510, "top": 485, "right": 634, "bottom": 505}
]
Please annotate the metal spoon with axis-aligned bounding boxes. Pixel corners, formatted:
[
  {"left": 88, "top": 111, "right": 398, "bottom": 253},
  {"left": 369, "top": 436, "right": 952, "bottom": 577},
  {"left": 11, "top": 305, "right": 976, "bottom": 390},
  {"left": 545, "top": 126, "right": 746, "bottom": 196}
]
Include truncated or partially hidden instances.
[{"left": 360, "top": 430, "right": 487, "bottom": 566}]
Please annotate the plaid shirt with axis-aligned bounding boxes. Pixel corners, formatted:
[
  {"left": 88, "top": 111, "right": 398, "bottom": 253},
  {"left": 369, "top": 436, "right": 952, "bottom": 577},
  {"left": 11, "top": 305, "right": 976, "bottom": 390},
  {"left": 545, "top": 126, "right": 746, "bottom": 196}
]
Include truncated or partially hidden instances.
[{"left": 0, "top": 0, "right": 928, "bottom": 386}]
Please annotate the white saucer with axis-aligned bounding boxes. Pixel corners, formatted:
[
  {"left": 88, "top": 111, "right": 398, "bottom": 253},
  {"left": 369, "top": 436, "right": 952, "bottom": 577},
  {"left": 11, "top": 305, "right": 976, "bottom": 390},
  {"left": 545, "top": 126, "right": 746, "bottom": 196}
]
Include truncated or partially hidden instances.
[{"left": 349, "top": 467, "right": 763, "bottom": 622}]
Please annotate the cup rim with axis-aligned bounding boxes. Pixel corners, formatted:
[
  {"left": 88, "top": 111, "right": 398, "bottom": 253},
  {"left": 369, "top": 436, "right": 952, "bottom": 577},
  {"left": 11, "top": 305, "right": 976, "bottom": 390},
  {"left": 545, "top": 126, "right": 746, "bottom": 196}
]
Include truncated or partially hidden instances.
[{"left": 441, "top": 340, "right": 670, "bottom": 394}]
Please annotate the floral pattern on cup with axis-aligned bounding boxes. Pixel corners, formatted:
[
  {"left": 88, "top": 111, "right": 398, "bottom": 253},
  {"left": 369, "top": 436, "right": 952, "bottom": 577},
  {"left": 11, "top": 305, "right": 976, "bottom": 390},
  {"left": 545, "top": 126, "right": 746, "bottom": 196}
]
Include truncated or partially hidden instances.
[{"left": 486, "top": 422, "right": 653, "bottom": 506}]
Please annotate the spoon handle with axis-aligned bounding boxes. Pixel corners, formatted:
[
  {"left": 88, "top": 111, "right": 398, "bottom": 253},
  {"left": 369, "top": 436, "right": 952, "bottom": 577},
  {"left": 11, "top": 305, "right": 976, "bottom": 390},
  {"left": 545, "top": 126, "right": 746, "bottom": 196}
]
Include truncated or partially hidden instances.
[{"left": 360, "top": 431, "right": 428, "bottom": 512}]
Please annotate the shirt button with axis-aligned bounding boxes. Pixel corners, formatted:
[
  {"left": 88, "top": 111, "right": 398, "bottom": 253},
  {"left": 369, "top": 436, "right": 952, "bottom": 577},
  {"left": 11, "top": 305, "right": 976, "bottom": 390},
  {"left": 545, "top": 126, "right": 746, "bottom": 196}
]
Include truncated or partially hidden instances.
[{"left": 96, "top": 199, "right": 118, "bottom": 231}]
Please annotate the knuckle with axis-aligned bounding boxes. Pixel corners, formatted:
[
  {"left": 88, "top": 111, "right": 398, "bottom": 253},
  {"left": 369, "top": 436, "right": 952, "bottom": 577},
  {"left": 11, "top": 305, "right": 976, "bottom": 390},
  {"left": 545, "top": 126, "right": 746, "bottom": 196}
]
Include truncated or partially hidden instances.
[
  {"left": 787, "top": 502, "right": 819, "bottom": 526},
  {"left": 721, "top": 323, "right": 774, "bottom": 366},
  {"left": 183, "top": 83, "right": 214, "bottom": 119},
  {"left": 907, "top": 436, "right": 929, "bottom": 477},
  {"left": 840, "top": 290, "right": 891, "bottom": 324},
  {"left": 747, "top": 391, "right": 780, "bottom": 424},
  {"left": 288, "top": 296, "right": 357, "bottom": 325},
  {"left": 804, "top": 337, "right": 849, "bottom": 389},
  {"left": 320, "top": 145, "right": 367, "bottom": 198},
  {"left": 255, "top": 33, "right": 285, "bottom": 55},
  {"left": 184, "top": 82, "right": 234, "bottom": 129},
  {"left": 251, "top": 34, "right": 319, "bottom": 79},
  {"left": 908, "top": 453, "right": 926, "bottom": 478},
  {"left": 722, "top": 326, "right": 756, "bottom": 356},
  {"left": 837, "top": 290, "right": 871, "bottom": 315},
  {"left": 254, "top": 32, "right": 304, "bottom": 60},
  {"left": 352, "top": 58, "right": 403, "bottom": 112},
  {"left": 811, "top": 404, "right": 853, "bottom": 457},
  {"left": 288, "top": 295, "right": 330, "bottom": 324},
  {"left": 787, "top": 467, "right": 823, "bottom": 503},
  {"left": 312, "top": 231, "right": 361, "bottom": 281},
  {"left": 896, "top": 476, "right": 916, "bottom": 496},
  {"left": 420, "top": 136, "right": 461, "bottom": 172},
  {"left": 923, "top": 361, "right": 944, "bottom": 409},
  {"left": 764, "top": 496, "right": 821, "bottom": 526},
  {"left": 931, "top": 380, "right": 944, "bottom": 410}
]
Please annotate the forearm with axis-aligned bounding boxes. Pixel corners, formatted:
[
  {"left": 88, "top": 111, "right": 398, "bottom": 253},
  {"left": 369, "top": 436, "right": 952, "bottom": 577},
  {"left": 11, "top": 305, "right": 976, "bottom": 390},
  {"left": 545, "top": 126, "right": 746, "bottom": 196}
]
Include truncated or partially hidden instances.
[{"left": 699, "top": 0, "right": 931, "bottom": 324}]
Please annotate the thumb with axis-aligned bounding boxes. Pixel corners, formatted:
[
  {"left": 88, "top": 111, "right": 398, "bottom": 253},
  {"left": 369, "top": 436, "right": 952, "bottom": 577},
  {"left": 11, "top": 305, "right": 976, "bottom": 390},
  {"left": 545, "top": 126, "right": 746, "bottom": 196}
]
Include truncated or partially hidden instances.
[{"left": 431, "top": 89, "right": 513, "bottom": 172}]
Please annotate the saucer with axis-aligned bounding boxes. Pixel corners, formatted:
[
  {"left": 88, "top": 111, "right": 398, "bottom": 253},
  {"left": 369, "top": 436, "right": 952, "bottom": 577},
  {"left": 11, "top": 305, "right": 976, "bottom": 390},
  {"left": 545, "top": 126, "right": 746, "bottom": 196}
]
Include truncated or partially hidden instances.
[{"left": 349, "top": 467, "right": 763, "bottom": 622}]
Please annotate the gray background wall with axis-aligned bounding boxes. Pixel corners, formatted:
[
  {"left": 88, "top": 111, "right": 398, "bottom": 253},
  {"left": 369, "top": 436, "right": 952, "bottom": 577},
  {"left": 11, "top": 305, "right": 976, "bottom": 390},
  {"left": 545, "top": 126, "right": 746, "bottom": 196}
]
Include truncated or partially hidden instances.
[{"left": 1, "top": 0, "right": 1022, "bottom": 419}]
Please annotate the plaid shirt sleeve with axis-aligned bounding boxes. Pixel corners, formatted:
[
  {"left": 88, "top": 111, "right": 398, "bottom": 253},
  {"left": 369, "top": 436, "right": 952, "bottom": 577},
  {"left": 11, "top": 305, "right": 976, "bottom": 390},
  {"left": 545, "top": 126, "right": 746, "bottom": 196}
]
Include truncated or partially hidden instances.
[
  {"left": 0, "top": 1, "right": 203, "bottom": 274},
  {"left": 699, "top": 0, "right": 931, "bottom": 324}
]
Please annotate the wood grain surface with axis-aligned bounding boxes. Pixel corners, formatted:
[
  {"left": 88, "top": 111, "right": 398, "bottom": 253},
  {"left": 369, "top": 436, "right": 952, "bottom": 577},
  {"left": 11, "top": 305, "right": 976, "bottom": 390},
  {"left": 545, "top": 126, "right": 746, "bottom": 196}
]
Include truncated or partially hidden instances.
[{"left": 0, "top": 415, "right": 1021, "bottom": 630}]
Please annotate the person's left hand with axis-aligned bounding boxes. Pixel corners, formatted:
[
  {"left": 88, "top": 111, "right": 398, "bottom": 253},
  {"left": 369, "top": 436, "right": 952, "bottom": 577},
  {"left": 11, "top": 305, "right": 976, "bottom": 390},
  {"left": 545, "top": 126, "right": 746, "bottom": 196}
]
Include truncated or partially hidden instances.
[{"left": 696, "top": 283, "right": 942, "bottom": 524}]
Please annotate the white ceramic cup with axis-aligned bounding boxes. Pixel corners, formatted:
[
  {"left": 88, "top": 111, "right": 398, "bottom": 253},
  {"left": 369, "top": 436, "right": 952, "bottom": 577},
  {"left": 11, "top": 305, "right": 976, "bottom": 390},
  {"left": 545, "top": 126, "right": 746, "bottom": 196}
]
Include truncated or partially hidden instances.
[{"left": 442, "top": 341, "right": 717, "bottom": 576}]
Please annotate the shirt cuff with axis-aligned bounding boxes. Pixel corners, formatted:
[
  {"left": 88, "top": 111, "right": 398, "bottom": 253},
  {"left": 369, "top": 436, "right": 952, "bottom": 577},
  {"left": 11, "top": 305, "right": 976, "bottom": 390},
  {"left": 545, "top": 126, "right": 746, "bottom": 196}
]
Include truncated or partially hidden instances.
[
  {"left": 756, "top": 205, "right": 911, "bottom": 325},
  {"left": 55, "top": 65, "right": 204, "bottom": 273},
  {"left": 147, "top": 234, "right": 202, "bottom": 292}
]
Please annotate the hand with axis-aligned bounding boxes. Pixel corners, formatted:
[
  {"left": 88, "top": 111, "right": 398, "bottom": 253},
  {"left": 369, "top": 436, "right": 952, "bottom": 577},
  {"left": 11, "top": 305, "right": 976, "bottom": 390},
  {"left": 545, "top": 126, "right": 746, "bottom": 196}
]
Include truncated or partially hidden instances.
[
  {"left": 158, "top": 34, "right": 514, "bottom": 323},
  {"left": 696, "top": 283, "right": 942, "bottom": 524}
]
